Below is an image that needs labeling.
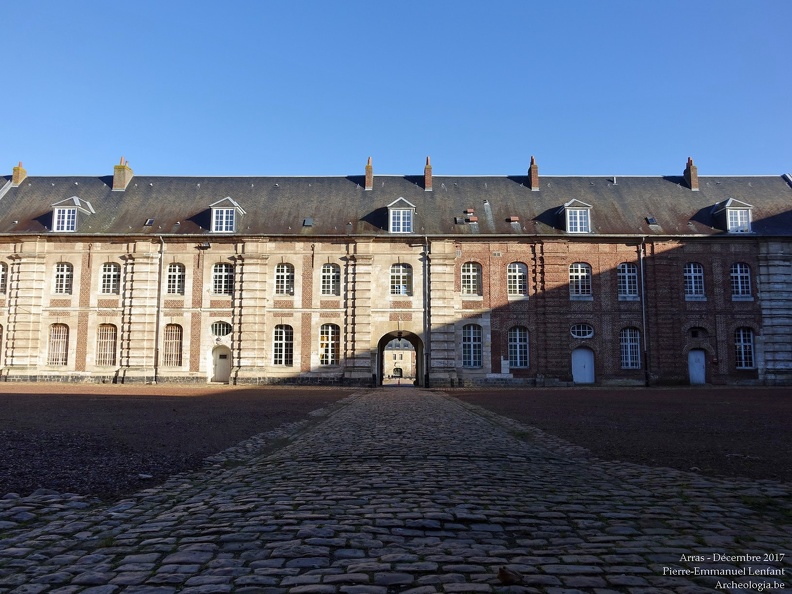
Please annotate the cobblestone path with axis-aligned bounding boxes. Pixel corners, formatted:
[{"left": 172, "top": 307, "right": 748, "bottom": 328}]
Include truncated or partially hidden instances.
[{"left": 1, "top": 389, "right": 790, "bottom": 593}]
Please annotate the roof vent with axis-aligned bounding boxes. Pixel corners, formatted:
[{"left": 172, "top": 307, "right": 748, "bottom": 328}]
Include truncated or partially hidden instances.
[
  {"left": 646, "top": 216, "right": 658, "bottom": 225},
  {"left": 144, "top": 218, "right": 154, "bottom": 226},
  {"left": 303, "top": 218, "right": 313, "bottom": 227}
]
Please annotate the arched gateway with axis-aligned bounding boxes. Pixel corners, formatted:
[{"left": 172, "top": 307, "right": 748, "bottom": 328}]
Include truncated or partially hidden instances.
[{"left": 376, "top": 331, "right": 425, "bottom": 387}]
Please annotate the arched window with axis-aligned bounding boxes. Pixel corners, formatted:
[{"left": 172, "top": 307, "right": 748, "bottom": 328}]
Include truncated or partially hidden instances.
[
  {"left": 96, "top": 324, "right": 117, "bottom": 366},
  {"left": 275, "top": 263, "right": 295, "bottom": 295},
  {"left": 507, "top": 263, "right": 528, "bottom": 296},
  {"left": 48, "top": 324, "right": 69, "bottom": 366},
  {"left": 212, "top": 263, "right": 234, "bottom": 295},
  {"left": 390, "top": 263, "right": 413, "bottom": 296},
  {"left": 100, "top": 263, "right": 121, "bottom": 294},
  {"left": 54, "top": 262, "right": 74, "bottom": 295},
  {"left": 167, "top": 263, "right": 186, "bottom": 295},
  {"left": 462, "top": 324, "right": 482, "bottom": 368},
  {"left": 0, "top": 262, "right": 7, "bottom": 294},
  {"left": 684, "top": 262, "right": 705, "bottom": 299},
  {"left": 321, "top": 264, "right": 341, "bottom": 296},
  {"left": 163, "top": 324, "right": 183, "bottom": 367},
  {"left": 461, "top": 262, "right": 482, "bottom": 296},
  {"left": 319, "top": 324, "right": 340, "bottom": 365},
  {"left": 619, "top": 327, "right": 641, "bottom": 369},
  {"left": 569, "top": 263, "right": 592, "bottom": 298},
  {"left": 508, "top": 326, "right": 529, "bottom": 368},
  {"left": 735, "top": 327, "right": 755, "bottom": 369},
  {"left": 273, "top": 324, "right": 294, "bottom": 366},
  {"left": 730, "top": 263, "right": 752, "bottom": 299},
  {"left": 617, "top": 263, "right": 639, "bottom": 299}
]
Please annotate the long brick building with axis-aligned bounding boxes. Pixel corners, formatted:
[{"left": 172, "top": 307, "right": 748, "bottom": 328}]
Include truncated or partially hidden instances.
[{"left": 1, "top": 157, "right": 790, "bottom": 386}]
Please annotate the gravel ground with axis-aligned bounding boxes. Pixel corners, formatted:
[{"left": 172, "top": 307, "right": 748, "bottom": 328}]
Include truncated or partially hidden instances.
[
  {"left": 450, "top": 386, "right": 792, "bottom": 483},
  {"left": 1, "top": 384, "right": 789, "bottom": 502}
]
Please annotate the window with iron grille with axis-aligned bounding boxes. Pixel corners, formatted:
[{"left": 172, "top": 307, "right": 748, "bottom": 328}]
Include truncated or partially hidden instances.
[
  {"left": 461, "top": 262, "right": 482, "bottom": 295},
  {"left": 273, "top": 324, "right": 294, "bottom": 366},
  {"left": 508, "top": 326, "right": 529, "bottom": 368},
  {"left": 95, "top": 324, "right": 117, "bottom": 366},
  {"left": 569, "top": 263, "right": 592, "bottom": 297},
  {"left": 730, "top": 262, "right": 752, "bottom": 299},
  {"left": 617, "top": 263, "right": 639, "bottom": 299},
  {"left": 0, "top": 263, "right": 6, "bottom": 294},
  {"left": 167, "top": 263, "right": 185, "bottom": 295},
  {"left": 619, "top": 327, "right": 641, "bottom": 369},
  {"left": 507, "top": 262, "right": 528, "bottom": 296},
  {"left": 212, "top": 263, "right": 234, "bottom": 295},
  {"left": 735, "top": 327, "right": 755, "bottom": 369},
  {"left": 275, "top": 263, "right": 295, "bottom": 295},
  {"left": 321, "top": 264, "right": 341, "bottom": 296},
  {"left": 684, "top": 262, "right": 705, "bottom": 299},
  {"left": 48, "top": 324, "right": 69, "bottom": 366},
  {"left": 211, "top": 321, "right": 232, "bottom": 336},
  {"left": 100, "top": 263, "right": 121, "bottom": 294},
  {"left": 54, "top": 262, "right": 74, "bottom": 295},
  {"left": 462, "top": 324, "right": 482, "bottom": 368},
  {"left": 163, "top": 324, "right": 183, "bottom": 367},
  {"left": 212, "top": 208, "right": 236, "bottom": 232},
  {"left": 390, "top": 263, "right": 413, "bottom": 296},
  {"left": 319, "top": 324, "right": 340, "bottom": 365},
  {"left": 53, "top": 207, "right": 77, "bottom": 232}
]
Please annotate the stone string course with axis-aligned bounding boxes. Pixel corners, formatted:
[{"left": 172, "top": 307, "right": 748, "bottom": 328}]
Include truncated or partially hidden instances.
[{"left": 0, "top": 389, "right": 790, "bottom": 593}]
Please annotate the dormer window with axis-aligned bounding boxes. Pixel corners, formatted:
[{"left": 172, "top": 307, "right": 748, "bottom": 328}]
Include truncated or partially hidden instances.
[
  {"left": 210, "top": 197, "right": 246, "bottom": 233},
  {"left": 387, "top": 198, "right": 416, "bottom": 234},
  {"left": 561, "top": 200, "right": 592, "bottom": 233},
  {"left": 51, "top": 196, "right": 95, "bottom": 233},
  {"left": 713, "top": 198, "right": 752, "bottom": 233}
]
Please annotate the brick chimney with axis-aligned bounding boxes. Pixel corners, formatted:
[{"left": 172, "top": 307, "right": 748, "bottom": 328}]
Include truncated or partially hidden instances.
[
  {"left": 424, "top": 156, "right": 432, "bottom": 191},
  {"left": 684, "top": 156, "right": 699, "bottom": 191},
  {"left": 11, "top": 162, "right": 27, "bottom": 186},
  {"left": 113, "top": 156, "right": 134, "bottom": 191},
  {"left": 528, "top": 155, "right": 539, "bottom": 191},
  {"left": 364, "top": 156, "right": 373, "bottom": 191}
]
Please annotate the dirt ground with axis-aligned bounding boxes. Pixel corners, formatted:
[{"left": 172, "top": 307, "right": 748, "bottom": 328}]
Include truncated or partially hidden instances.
[{"left": 0, "top": 384, "right": 789, "bottom": 501}]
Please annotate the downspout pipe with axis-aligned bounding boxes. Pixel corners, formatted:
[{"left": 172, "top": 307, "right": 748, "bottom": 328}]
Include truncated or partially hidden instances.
[
  {"left": 423, "top": 236, "right": 430, "bottom": 388},
  {"left": 154, "top": 236, "right": 165, "bottom": 383},
  {"left": 639, "top": 237, "right": 649, "bottom": 386}
]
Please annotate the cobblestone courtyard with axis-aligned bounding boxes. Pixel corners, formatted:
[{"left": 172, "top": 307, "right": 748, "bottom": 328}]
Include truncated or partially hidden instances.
[{"left": 1, "top": 388, "right": 790, "bottom": 593}]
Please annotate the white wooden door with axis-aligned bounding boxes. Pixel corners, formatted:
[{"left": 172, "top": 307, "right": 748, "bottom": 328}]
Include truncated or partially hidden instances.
[
  {"left": 571, "top": 347, "right": 595, "bottom": 384},
  {"left": 688, "top": 349, "right": 706, "bottom": 384},
  {"left": 212, "top": 347, "right": 232, "bottom": 383}
]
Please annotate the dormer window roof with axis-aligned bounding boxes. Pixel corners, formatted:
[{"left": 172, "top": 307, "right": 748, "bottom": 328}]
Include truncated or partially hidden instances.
[
  {"left": 51, "top": 196, "right": 95, "bottom": 232},
  {"left": 387, "top": 198, "right": 416, "bottom": 234},
  {"left": 713, "top": 198, "right": 753, "bottom": 233},
  {"left": 559, "top": 199, "right": 592, "bottom": 233},
  {"left": 210, "top": 197, "right": 246, "bottom": 233}
]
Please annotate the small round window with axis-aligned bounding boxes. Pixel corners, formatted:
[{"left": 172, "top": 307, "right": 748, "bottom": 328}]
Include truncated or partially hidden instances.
[
  {"left": 570, "top": 324, "right": 594, "bottom": 339},
  {"left": 211, "top": 321, "right": 232, "bottom": 337}
]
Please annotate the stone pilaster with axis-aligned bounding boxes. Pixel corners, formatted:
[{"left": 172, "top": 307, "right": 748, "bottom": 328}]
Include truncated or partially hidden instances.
[
  {"left": 758, "top": 240, "right": 792, "bottom": 384},
  {"left": 233, "top": 246, "right": 270, "bottom": 382},
  {"left": 427, "top": 240, "right": 458, "bottom": 385},
  {"left": 119, "top": 243, "right": 160, "bottom": 382},
  {"left": 344, "top": 242, "right": 373, "bottom": 383}
]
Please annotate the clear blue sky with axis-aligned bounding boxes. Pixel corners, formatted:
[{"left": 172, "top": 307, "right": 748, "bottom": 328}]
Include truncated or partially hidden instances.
[{"left": 3, "top": 1, "right": 790, "bottom": 176}]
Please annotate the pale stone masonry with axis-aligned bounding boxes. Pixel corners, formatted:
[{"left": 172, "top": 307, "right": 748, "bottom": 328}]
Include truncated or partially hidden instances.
[{"left": 0, "top": 158, "right": 790, "bottom": 385}]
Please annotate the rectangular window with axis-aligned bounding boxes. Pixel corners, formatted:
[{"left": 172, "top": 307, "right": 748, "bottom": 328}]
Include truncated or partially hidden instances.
[
  {"left": 569, "top": 263, "right": 593, "bottom": 298},
  {"left": 735, "top": 328, "right": 754, "bottom": 369},
  {"left": 728, "top": 209, "right": 751, "bottom": 233},
  {"left": 390, "top": 264, "right": 413, "bottom": 296},
  {"left": 617, "top": 263, "right": 639, "bottom": 300},
  {"left": 212, "top": 208, "right": 236, "bottom": 232},
  {"left": 273, "top": 325, "right": 294, "bottom": 366},
  {"left": 275, "top": 264, "right": 295, "bottom": 295},
  {"left": 461, "top": 262, "right": 481, "bottom": 296},
  {"left": 620, "top": 328, "right": 641, "bottom": 369},
  {"left": 163, "top": 324, "right": 183, "bottom": 367},
  {"left": 48, "top": 324, "right": 69, "bottom": 366},
  {"left": 95, "top": 325, "right": 118, "bottom": 366},
  {"left": 567, "top": 209, "right": 590, "bottom": 233},
  {"left": 100, "top": 263, "right": 121, "bottom": 294},
  {"left": 684, "top": 263, "right": 705, "bottom": 300},
  {"left": 319, "top": 324, "right": 340, "bottom": 365},
  {"left": 167, "top": 263, "right": 186, "bottom": 295},
  {"left": 54, "top": 263, "right": 73, "bottom": 295},
  {"left": 54, "top": 207, "right": 77, "bottom": 232},
  {"left": 321, "top": 264, "right": 340, "bottom": 296},
  {"left": 462, "top": 324, "right": 482, "bottom": 368},
  {"left": 508, "top": 326, "right": 529, "bottom": 368},
  {"left": 390, "top": 209, "right": 413, "bottom": 233},
  {"left": 507, "top": 263, "right": 528, "bottom": 296},
  {"left": 212, "top": 264, "right": 234, "bottom": 295},
  {"left": 730, "top": 263, "right": 752, "bottom": 299}
]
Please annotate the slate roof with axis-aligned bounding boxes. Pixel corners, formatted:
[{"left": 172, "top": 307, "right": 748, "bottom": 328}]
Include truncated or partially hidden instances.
[{"left": 1, "top": 173, "right": 791, "bottom": 237}]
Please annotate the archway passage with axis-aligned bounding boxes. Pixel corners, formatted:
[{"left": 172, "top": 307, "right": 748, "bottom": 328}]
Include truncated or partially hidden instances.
[{"left": 376, "top": 331, "right": 424, "bottom": 387}]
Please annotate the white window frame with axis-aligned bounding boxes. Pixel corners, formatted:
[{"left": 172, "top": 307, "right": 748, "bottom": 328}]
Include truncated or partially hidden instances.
[
  {"left": 461, "top": 262, "right": 482, "bottom": 296},
  {"left": 507, "top": 326, "right": 529, "bottom": 368},
  {"left": 54, "top": 262, "right": 74, "bottom": 295},
  {"left": 570, "top": 324, "right": 595, "bottom": 339},
  {"left": 684, "top": 262, "right": 706, "bottom": 300},
  {"left": 569, "top": 263, "right": 593, "bottom": 299},
  {"left": 730, "top": 262, "right": 752, "bottom": 300},
  {"left": 619, "top": 327, "right": 641, "bottom": 370},
  {"left": 212, "top": 263, "right": 234, "bottom": 295},
  {"left": 462, "top": 324, "right": 483, "bottom": 368},
  {"left": 389, "top": 209, "right": 413, "bottom": 233},
  {"left": 390, "top": 263, "right": 413, "bottom": 296},
  {"left": 273, "top": 324, "right": 294, "bottom": 366},
  {"left": 507, "top": 262, "right": 528, "bottom": 297},
  {"left": 212, "top": 208, "right": 236, "bottom": 233},
  {"left": 735, "top": 327, "right": 755, "bottom": 369},
  {"left": 727, "top": 208, "right": 751, "bottom": 233},
  {"left": 53, "top": 207, "right": 77, "bottom": 232},
  {"left": 100, "top": 263, "right": 121, "bottom": 295},
  {"left": 167, "top": 263, "right": 186, "bottom": 295},
  {"left": 319, "top": 324, "right": 340, "bottom": 366},
  {"left": 0, "top": 263, "right": 7, "bottom": 294},
  {"left": 617, "top": 263, "right": 639, "bottom": 300},
  {"left": 566, "top": 208, "right": 591, "bottom": 233},
  {"left": 275, "top": 263, "right": 295, "bottom": 295},
  {"left": 321, "top": 264, "right": 341, "bottom": 296}
]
